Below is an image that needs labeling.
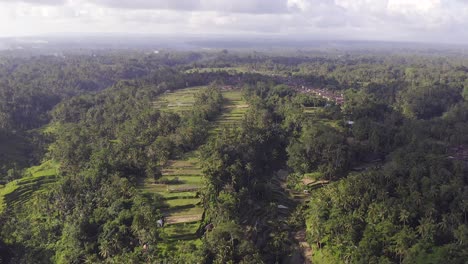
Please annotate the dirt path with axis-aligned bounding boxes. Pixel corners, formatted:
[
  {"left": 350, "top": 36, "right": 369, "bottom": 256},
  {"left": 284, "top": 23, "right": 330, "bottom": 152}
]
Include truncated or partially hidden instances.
[
  {"left": 294, "top": 229, "right": 313, "bottom": 264},
  {"left": 166, "top": 214, "right": 203, "bottom": 224},
  {"left": 302, "top": 179, "right": 330, "bottom": 186},
  {"left": 225, "top": 104, "right": 249, "bottom": 108}
]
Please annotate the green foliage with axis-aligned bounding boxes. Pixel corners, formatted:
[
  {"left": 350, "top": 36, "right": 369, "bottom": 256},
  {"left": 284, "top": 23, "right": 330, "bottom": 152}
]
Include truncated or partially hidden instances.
[
  {"left": 400, "top": 84, "right": 463, "bottom": 119},
  {"left": 199, "top": 83, "right": 298, "bottom": 263},
  {"left": 462, "top": 84, "right": 468, "bottom": 101},
  {"left": 343, "top": 89, "right": 390, "bottom": 120},
  {"left": 287, "top": 123, "right": 349, "bottom": 178},
  {"left": 203, "top": 222, "right": 263, "bottom": 264},
  {"left": 306, "top": 142, "right": 468, "bottom": 263}
]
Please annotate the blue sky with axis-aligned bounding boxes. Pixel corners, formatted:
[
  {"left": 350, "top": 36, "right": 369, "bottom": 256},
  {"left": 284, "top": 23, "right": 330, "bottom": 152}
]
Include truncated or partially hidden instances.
[{"left": 1, "top": 0, "right": 468, "bottom": 43}]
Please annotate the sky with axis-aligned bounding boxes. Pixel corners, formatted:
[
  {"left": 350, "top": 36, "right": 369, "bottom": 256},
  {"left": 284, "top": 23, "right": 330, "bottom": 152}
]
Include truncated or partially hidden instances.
[{"left": 1, "top": 0, "right": 468, "bottom": 43}]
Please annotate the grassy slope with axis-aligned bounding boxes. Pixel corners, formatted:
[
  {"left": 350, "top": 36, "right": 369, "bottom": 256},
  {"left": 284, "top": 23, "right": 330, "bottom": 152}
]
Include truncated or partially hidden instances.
[
  {"left": 141, "top": 87, "right": 248, "bottom": 248},
  {"left": 0, "top": 160, "right": 59, "bottom": 213}
]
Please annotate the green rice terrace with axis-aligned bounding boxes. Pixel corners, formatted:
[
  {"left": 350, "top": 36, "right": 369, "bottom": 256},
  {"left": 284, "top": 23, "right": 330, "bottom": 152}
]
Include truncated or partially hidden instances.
[
  {"left": 0, "top": 160, "right": 59, "bottom": 213},
  {"left": 142, "top": 86, "right": 248, "bottom": 248},
  {"left": 152, "top": 86, "right": 204, "bottom": 112}
]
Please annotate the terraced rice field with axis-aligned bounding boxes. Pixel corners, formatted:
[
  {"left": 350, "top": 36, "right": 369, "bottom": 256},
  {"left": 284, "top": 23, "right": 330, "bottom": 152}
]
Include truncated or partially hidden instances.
[
  {"left": 212, "top": 90, "right": 248, "bottom": 132},
  {"left": 141, "top": 86, "right": 248, "bottom": 245},
  {"left": 140, "top": 155, "right": 204, "bottom": 225},
  {"left": 303, "top": 106, "right": 320, "bottom": 115},
  {"left": 152, "top": 86, "right": 204, "bottom": 112},
  {"left": 0, "top": 160, "right": 58, "bottom": 213},
  {"left": 302, "top": 105, "right": 343, "bottom": 132}
]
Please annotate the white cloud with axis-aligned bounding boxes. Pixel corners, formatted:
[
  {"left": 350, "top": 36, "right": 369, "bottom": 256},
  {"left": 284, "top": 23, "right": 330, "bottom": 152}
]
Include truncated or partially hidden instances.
[
  {"left": 0, "top": 0, "right": 468, "bottom": 43},
  {"left": 91, "top": 0, "right": 291, "bottom": 14},
  {"left": 387, "top": 0, "right": 440, "bottom": 13},
  {"left": 0, "top": 0, "right": 66, "bottom": 5},
  {"left": 287, "top": 0, "right": 311, "bottom": 11}
]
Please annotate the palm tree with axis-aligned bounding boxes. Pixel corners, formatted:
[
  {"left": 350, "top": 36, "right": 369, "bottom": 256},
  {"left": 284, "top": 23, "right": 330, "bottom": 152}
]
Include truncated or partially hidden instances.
[
  {"left": 437, "top": 214, "right": 450, "bottom": 232},
  {"left": 393, "top": 226, "right": 416, "bottom": 263},
  {"left": 417, "top": 217, "right": 435, "bottom": 240},
  {"left": 399, "top": 209, "right": 410, "bottom": 226},
  {"left": 453, "top": 224, "right": 467, "bottom": 245},
  {"left": 99, "top": 242, "right": 111, "bottom": 259}
]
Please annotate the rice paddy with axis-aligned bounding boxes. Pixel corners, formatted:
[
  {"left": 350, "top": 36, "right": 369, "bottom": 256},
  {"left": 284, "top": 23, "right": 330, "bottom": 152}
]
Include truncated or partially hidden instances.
[
  {"left": 140, "top": 86, "right": 248, "bottom": 245},
  {"left": 0, "top": 160, "right": 59, "bottom": 213}
]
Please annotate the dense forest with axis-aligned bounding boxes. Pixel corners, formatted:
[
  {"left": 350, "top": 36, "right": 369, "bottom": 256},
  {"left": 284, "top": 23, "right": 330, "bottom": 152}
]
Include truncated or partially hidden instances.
[{"left": 0, "top": 49, "right": 467, "bottom": 263}]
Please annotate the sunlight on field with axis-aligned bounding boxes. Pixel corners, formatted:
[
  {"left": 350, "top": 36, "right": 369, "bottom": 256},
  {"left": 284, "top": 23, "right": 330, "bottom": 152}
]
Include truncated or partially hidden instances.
[{"left": 0, "top": 160, "right": 58, "bottom": 213}]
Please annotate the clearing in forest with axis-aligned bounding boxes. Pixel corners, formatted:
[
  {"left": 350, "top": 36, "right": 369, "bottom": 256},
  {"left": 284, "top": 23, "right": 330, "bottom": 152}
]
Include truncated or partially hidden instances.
[
  {"left": 152, "top": 86, "right": 204, "bottom": 112},
  {"left": 140, "top": 86, "right": 248, "bottom": 245}
]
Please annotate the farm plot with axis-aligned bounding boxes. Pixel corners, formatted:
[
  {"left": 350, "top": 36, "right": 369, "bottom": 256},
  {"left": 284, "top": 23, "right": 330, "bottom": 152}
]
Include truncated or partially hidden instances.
[{"left": 152, "top": 86, "right": 205, "bottom": 112}]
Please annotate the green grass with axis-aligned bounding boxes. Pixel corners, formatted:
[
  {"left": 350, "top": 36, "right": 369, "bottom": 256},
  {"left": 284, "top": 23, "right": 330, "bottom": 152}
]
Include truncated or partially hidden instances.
[
  {"left": 162, "top": 168, "right": 202, "bottom": 176},
  {"left": 166, "top": 206, "right": 204, "bottom": 216},
  {"left": 162, "top": 192, "right": 198, "bottom": 199},
  {"left": 164, "top": 221, "right": 200, "bottom": 241},
  {"left": 0, "top": 160, "right": 59, "bottom": 213},
  {"left": 165, "top": 198, "right": 200, "bottom": 207},
  {"left": 159, "top": 175, "right": 205, "bottom": 185},
  {"left": 140, "top": 183, "right": 168, "bottom": 193}
]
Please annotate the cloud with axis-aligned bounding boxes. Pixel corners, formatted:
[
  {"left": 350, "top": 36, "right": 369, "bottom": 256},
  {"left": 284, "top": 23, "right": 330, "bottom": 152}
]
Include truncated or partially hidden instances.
[
  {"left": 92, "top": 0, "right": 291, "bottom": 14},
  {"left": 91, "top": 0, "right": 198, "bottom": 11},
  {"left": 0, "top": 0, "right": 66, "bottom": 5},
  {"left": 1, "top": 0, "right": 468, "bottom": 43}
]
